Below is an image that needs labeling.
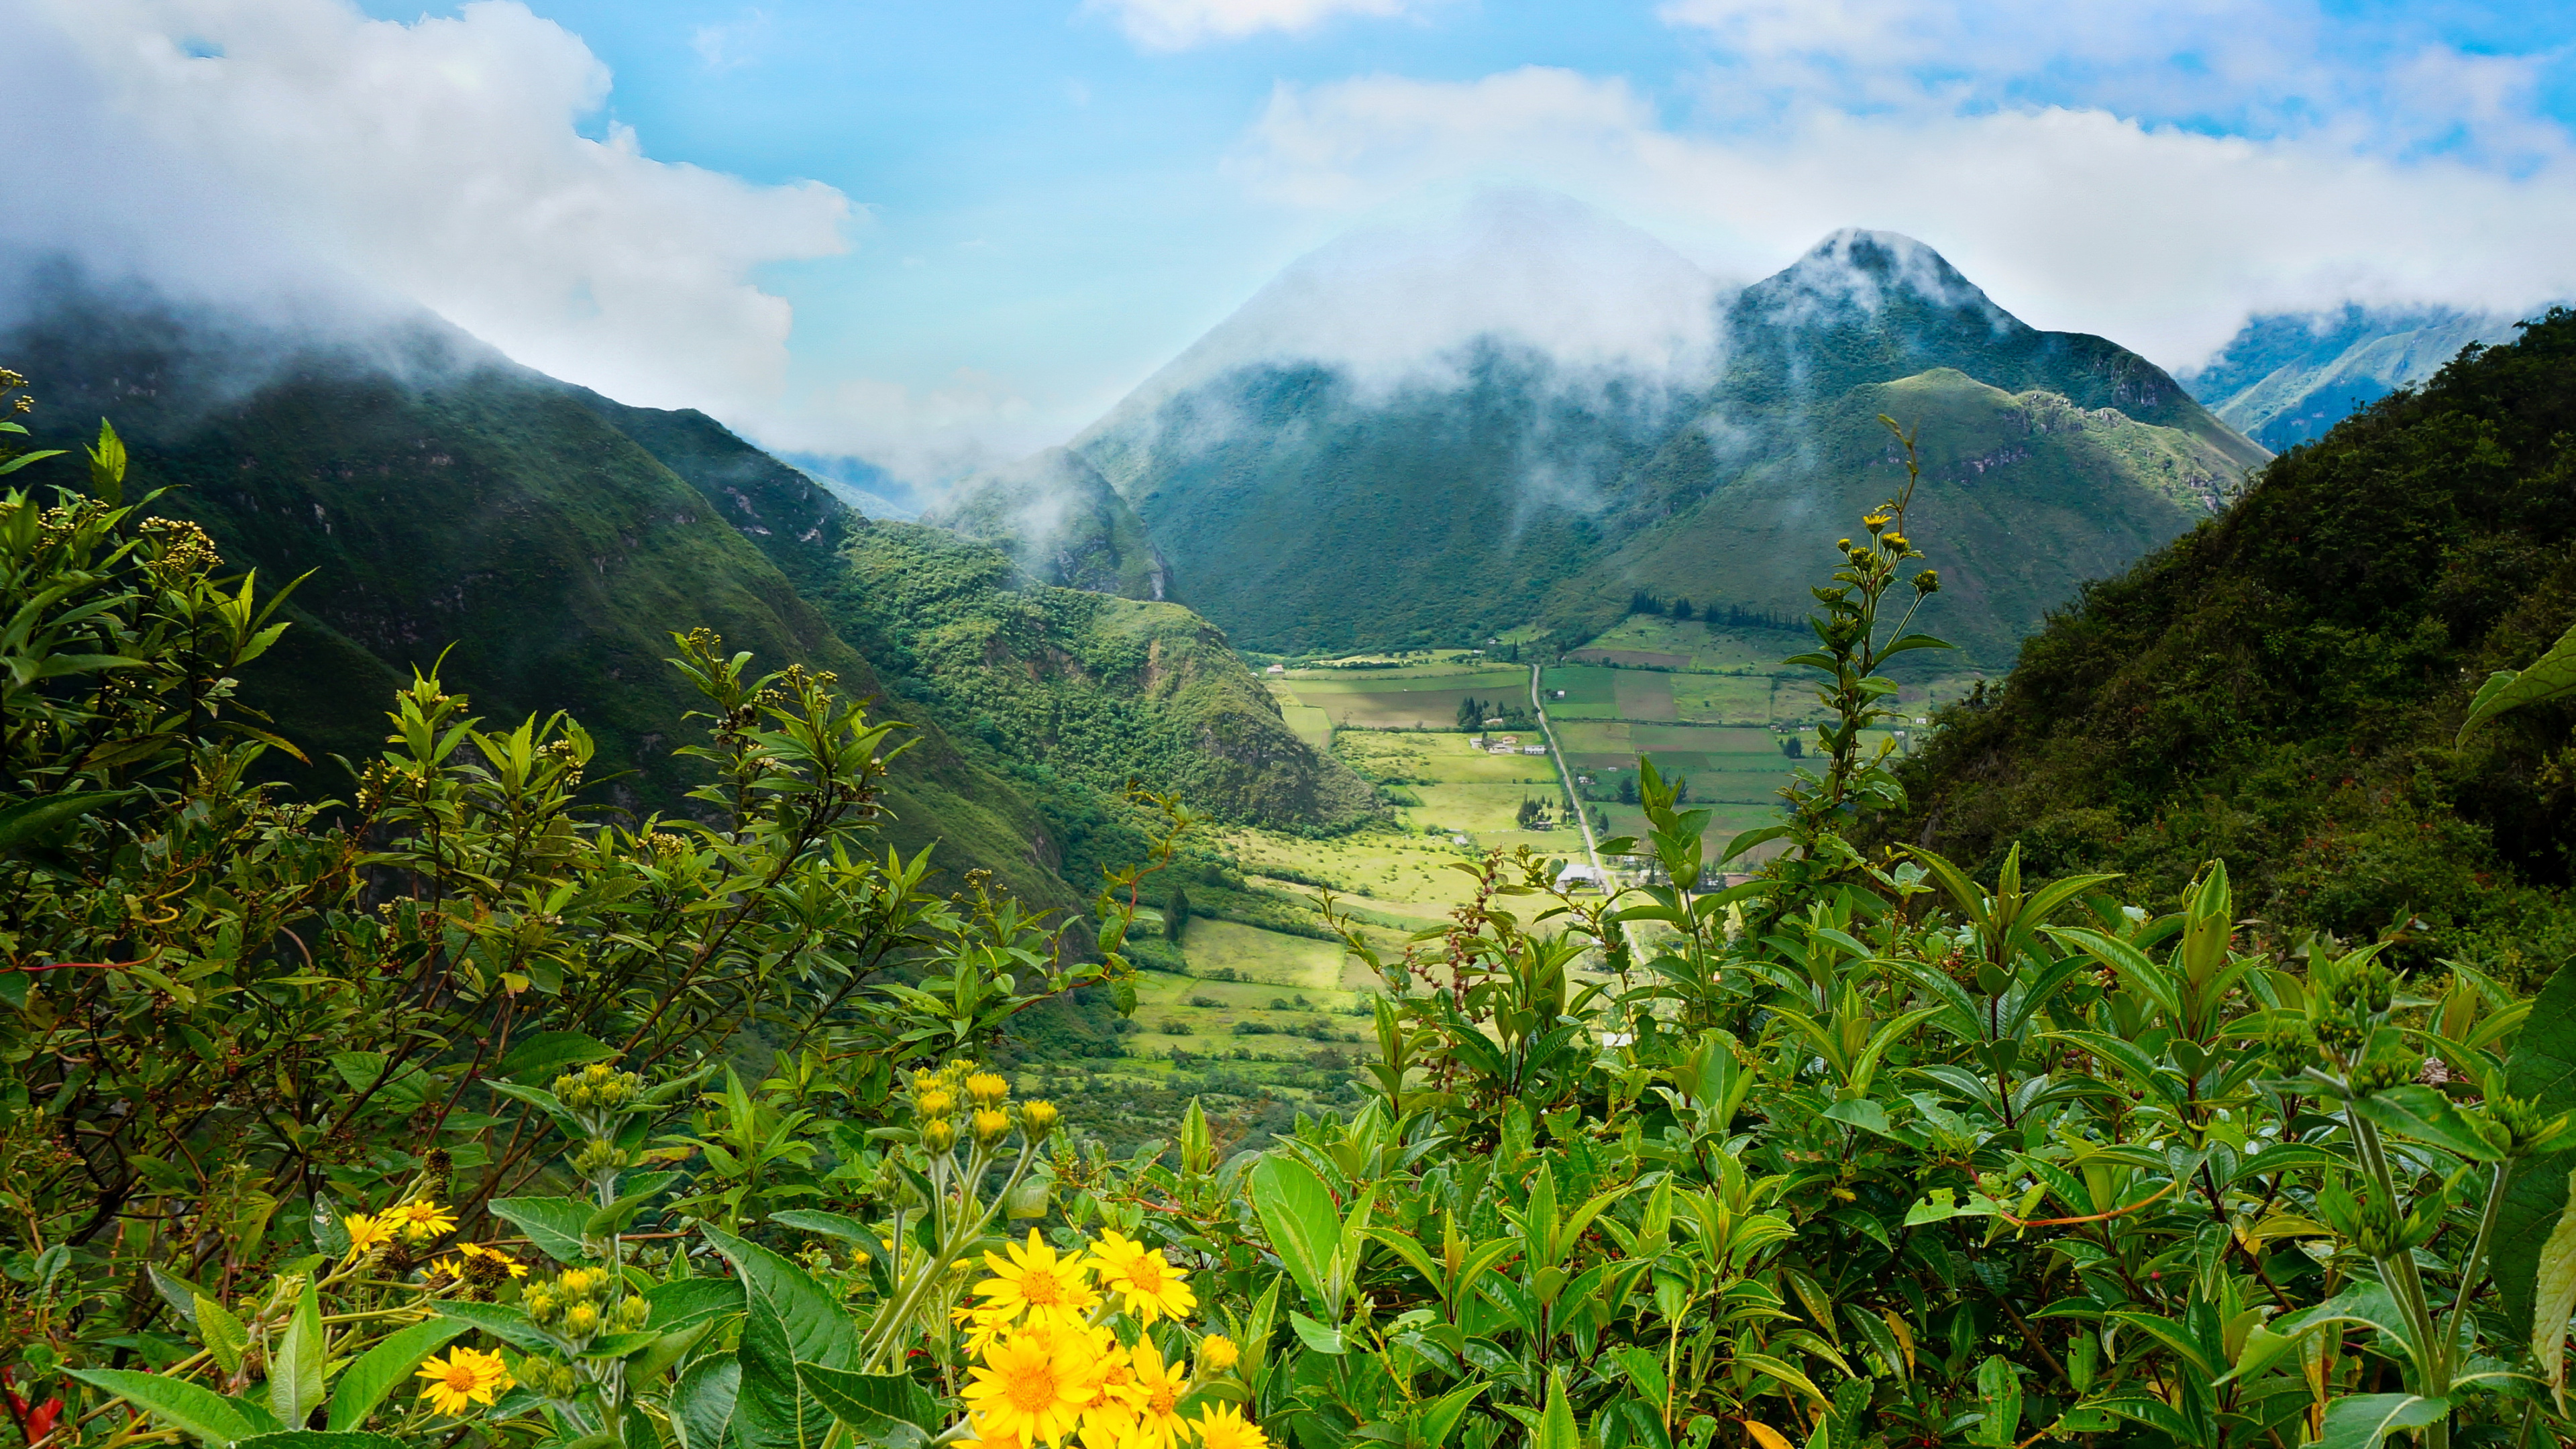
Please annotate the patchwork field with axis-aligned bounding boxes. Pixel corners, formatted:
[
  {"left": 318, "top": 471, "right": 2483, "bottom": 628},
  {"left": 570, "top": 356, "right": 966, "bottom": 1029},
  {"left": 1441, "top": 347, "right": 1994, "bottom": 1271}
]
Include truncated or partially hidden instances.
[{"left": 1277, "top": 665, "right": 1532, "bottom": 729}]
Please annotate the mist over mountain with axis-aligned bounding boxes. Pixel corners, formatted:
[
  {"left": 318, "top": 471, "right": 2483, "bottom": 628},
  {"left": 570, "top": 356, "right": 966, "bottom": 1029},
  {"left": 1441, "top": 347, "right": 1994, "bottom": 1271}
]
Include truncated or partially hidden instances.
[
  {"left": 0, "top": 271, "right": 1370, "bottom": 912},
  {"left": 1070, "top": 201, "right": 2267, "bottom": 665},
  {"left": 2178, "top": 305, "right": 2532, "bottom": 452}
]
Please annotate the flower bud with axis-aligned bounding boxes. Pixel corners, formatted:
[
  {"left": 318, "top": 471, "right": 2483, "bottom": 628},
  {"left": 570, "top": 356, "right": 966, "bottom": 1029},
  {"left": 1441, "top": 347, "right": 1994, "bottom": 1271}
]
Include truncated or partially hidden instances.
[
  {"left": 973, "top": 1108, "right": 1011, "bottom": 1144},
  {"left": 563, "top": 1302, "right": 602, "bottom": 1337},
  {"left": 924, "top": 1118, "right": 958, "bottom": 1152},
  {"left": 1198, "top": 1334, "right": 1239, "bottom": 1373},
  {"left": 917, "top": 1089, "right": 957, "bottom": 1121},
  {"left": 967, "top": 1071, "right": 1010, "bottom": 1108},
  {"left": 615, "top": 1293, "right": 652, "bottom": 1329},
  {"left": 1020, "top": 1099, "right": 1061, "bottom": 1140}
]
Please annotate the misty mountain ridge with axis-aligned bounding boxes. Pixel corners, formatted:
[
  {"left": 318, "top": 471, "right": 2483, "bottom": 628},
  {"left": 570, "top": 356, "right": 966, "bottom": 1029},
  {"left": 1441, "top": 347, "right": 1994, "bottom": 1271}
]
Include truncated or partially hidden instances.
[
  {"left": 1066, "top": 201, "right": 2268, "bottom": 664},
  {"left": 1, "top": 273, "right": 1371, "bottom": 914},
  {"left": 2178, "top": 304, "right": 2533, "bottom": 452}
]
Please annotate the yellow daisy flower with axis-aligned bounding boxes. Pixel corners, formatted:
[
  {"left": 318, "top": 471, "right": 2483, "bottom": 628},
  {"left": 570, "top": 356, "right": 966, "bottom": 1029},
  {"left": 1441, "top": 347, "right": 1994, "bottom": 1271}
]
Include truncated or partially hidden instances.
[
  {"left": 1122, "top": 1339, "right": 1193, "bottom": 1449},
  {"left": 977, "top": 1230, "right": 1099, "bottom": 1328},
  {"left": 963, "top": 1330, "right": 1091, "bottom": 1448},
  {"left": 394, "top": 1199, "right": 458, "bottom": 1242},
  {"left": 340, "top": 1212, "right": 397, "bottom": 1260},
  {"left": 1091, "top": 1231, "right": 1195, "bottom": 1326},
  {"left": 1191, "top": 1402, "right": 1269, "bottom": 1449},
  {"left": 1197, "top": 1334, "right": 1239, "bottom": 1374},
  {"left": 954, "top": 1302, "right": 1013, "bottom": 1357},
  {"left": 415, "top": 1348, "right": 514, "bottom": 1415}
]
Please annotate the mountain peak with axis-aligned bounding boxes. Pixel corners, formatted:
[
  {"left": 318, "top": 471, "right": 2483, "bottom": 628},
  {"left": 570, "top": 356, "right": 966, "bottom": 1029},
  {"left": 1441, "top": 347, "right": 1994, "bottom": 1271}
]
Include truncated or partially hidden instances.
[{"left": 1750, "top": 228, "right": 2021, "bottom": 334}]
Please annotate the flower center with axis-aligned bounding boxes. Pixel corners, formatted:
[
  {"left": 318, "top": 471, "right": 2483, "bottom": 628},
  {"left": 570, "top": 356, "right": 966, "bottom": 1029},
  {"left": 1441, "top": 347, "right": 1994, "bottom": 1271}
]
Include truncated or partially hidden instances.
[
  {"left": 1006, "top": 1365, "right": 1061, "bottom": 1413},
  {"left": 1146, "top": 1386, "right": 1178, "bottom": 1416},
  {"left": 443, "top": 1365, "right": 478, "bottom": 1391},
  {"left": 1127, "top": 1258, "right": 1163, "bottom": 1293},
  {"left": 1020, "top": 1271, "right": 1063, "bottom": 1307}
]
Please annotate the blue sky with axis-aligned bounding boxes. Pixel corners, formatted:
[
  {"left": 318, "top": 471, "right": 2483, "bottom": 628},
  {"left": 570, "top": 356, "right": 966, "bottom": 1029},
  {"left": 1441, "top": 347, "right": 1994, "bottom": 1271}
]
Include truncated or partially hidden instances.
[{"left": 24, "top": 0, "right": 2576, "bottom": 475}]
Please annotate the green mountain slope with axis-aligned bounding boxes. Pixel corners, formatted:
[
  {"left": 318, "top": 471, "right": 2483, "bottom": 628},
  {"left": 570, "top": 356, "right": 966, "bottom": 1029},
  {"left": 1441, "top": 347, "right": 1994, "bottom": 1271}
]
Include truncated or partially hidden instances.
[
  {"left": 2179, "top": 305, "right": 2528, "bottom": 452},
  {"left": 1880, "top": 307, "right": 2576, "bottom": 978},
  {"left": 810, "top": 518, "right": 1377, "bottom": 833},
  {"left": 9, "top": 298, "right": 1077, "bottom": 908},
  {"left": 1073, "top": 215, "right": 2265, "bottom": 665},
  {"left": 930, "top": 447, "right": 1170, "bottom": 601},
  {"left": 1576, "top": 366, "right": 2256, "bottom": 662}
]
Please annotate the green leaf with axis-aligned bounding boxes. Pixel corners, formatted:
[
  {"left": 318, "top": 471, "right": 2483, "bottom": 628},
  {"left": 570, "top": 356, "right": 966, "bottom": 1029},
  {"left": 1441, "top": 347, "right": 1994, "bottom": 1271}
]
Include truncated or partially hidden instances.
[
  {"left": 2347, "top": 1084, "right": 2506, "bottom": 1161},
  {"left": 432, "top": 1300, "right": 557, "bottom": 1354},
  {"left": 2498, "top": 957, "right": 2576, "bottom": 1340},
  {"left": 798, "top": 1362, "right": 938, "bottom": 1446},
  {"left": 671, "top": 1360, "right": 739, "bottom": 1449},
  {"left": 324, "top": 1316, "right": 470, "bottom": 1432},
  {"left": 1250, "top": 1154, "right": 1341, "bottom": 1313},
  {"left": 499, "top": 1032, "right": 618, "bottom": 1083},
  {"left": 489, "top": 1195, "right": 594, "bottom": 1263},
  {"left": 235, "top": 1432, "right": 413, "bottom": 1448},
  {"left": 2086, "top": 1395, "right": 2197, "bottom": 1442},
  {"left": 700, "top": 1224, "right": 858, "bottom": 1371},
  {"left": 2530, "top": 1165, "right": 2576, "bottom": 1410},
  {"left": 197, "top": 1294, "right": 249, "bottom": 1376},
  {"left": 1970, "top": 1356, "right": 2020, "bottom": 1448},
  {"left": 69, "top": 1368, "right": 260, "bottom": 1447},
  {"left": 585, "top": 1176, "right": 680, "bottom": 1238},
  {"left": 2106, "top": 1311, "right": 2218, "bottom": 1378},
  {"left": 643, "top": 1276, "right": 747, "bottom": 1332},
  {"left": 2314, "top": 1394, "right": 2447, "bottom": 1449},
  {"left": 729, "top": 1291, "right": 835, "bottom": 1449},
  {"left": 1418, "top": 1381, "right": 1489, "bottom": 1449},
  {"left": 2460, "top": 617, "right": 2576, "bottom": 740},
  {"left": 1535, "top": 1369, "right": 1579, "bottom": 1449},
  {"left": 0, "top": 790, "right": 132, "bottom": 852},
  {"left": 1289, "top": 1311, "right": 1346, "bottom": 1354},
  {"left": 270, "top": 1279, "right": 326, "bottom": 1431}
]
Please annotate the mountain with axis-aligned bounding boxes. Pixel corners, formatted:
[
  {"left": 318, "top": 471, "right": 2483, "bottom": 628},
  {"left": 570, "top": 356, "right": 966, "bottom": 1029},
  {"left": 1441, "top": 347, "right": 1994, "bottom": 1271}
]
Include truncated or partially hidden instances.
[
  {"left": 930, "top": 447, "right": 1171, "bottom": 601},
  {"left": 2179, "top": 305, "right": 2528, "bottom": 452},
  {"left": 1072, "top": 203, "right": 2267, "bottom": 665},
  {"left": 6, "top": 289, "right": 1085, "bottom": 908},
  {"left": 1881, "top": 306, "right": 2576, "bottom": 977},
  {"left": 812, "top": 519, "right": 1375, "bottom": 842}
]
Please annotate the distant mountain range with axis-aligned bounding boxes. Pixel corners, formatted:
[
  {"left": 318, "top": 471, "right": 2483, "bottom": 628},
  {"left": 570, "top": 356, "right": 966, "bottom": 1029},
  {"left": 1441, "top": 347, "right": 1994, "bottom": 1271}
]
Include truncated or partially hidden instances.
[
  {"left": 1026, "top": 197, "right": 2262, "bottom": 665},
  {"left": 2176, "top": 305, "right": 2532, "bottom": 453},
  {"left": 3, "top": 278, "right": 1372, "bottom": 913}
]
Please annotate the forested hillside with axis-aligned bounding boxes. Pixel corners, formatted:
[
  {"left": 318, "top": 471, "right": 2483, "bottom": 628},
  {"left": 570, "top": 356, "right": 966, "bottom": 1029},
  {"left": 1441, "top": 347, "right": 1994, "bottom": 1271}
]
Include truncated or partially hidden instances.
[{"left": 1886, "top": 307, "right": 2576, "bottom": 979}]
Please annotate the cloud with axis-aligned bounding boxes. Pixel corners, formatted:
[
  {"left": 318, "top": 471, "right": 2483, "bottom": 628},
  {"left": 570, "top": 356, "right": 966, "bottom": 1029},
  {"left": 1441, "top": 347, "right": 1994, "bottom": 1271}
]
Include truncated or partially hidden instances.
[
  {"left": 11, "top": 0, "right": 851, "bottom": 418},
  {"left": 1228, "top": 66, "right": 2576, "bottom": 368},
  {"left": 1128, "top": 188, "right": 1723, "bottom": 405},
  {"left": 1083, "top": 0, "right": 1428, "bottom": 52}
]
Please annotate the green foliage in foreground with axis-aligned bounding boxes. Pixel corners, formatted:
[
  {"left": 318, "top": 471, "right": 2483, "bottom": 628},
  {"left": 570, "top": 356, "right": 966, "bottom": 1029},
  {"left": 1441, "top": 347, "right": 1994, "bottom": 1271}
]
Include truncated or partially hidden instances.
[
  {"left": 1886, "top": 309, "right": 2576, "bottom": 984},
  {"left": 16, "top": 390, "right": 2576, "bottom": 1449}
]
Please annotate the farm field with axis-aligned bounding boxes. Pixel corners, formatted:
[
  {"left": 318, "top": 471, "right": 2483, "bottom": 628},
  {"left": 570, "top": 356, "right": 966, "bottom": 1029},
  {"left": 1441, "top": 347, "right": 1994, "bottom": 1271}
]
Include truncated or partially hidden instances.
[{"left": 1270, "top": 664, "right": 1529, "bottom": 731}]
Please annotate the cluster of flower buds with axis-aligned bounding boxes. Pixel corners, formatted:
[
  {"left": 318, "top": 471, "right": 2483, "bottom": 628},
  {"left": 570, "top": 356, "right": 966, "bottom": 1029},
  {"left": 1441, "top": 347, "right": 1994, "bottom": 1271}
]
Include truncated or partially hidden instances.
[
  {"left": 523, "top": 1265, "right": 644, "bottom": 1341},
  {"left": 523, "top": 1358, "right": 584, "bottom": 1401},
  {"left": 554, "top": 1063, "right": 645, "bottom": 1114},
  {"left": 910, "top": 1061, "right": 1059, "bottom": 1155}
]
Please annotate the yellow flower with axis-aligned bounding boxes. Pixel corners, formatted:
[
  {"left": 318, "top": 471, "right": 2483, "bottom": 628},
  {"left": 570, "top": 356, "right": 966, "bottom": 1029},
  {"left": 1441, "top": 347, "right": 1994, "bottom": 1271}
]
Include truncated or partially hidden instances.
[
  {"left": 415, "top": 1348, "right": 514, "bottom": 1415},
  {"left": 1091, "top": 1231, "right": 1195, "bottom": 1326},
  {"left": 963, "top": 1330, "right": 1091, "bottom": 1447},
  {"left": 563, "top": 1303, "right": 602, "bottom": 1336},
  {"left": 1122, "top": 1339, "right": 1193, "bottom": 1449},
  {"left": 918, "top": 1089, "right": 958, "bottom": 1120},
  {"left": 974, "top": 1108, "right": 1012, "bottom": 1144},
  {"left": 1197, "top": 1334, "right": 1239, "bottom": 1373},
  {"left": 1191, "top": 1402, "right": 1269, "bottom": 1449},
  {"left": 954, "top": 1301, "right": 1012, "bottom": 1357},
  {"left": 1072, "top": 1338, "right": 1142, "bottom": 1444},
  {"left": 961, "top": 1411, "right": 1028, "bottom": 1449},
  {"left": 394, "top": 1199, "right": 458, "bottom": 1242},
  {"left": 340, "top": 1212, "right": 397, "bottom": 1260},
  {"left": 967, "top": 1071, "right": 1011, "bottom": 1107},
  {"left": 977, "top": 1231, "right": 1099, "bottom": 1328}
]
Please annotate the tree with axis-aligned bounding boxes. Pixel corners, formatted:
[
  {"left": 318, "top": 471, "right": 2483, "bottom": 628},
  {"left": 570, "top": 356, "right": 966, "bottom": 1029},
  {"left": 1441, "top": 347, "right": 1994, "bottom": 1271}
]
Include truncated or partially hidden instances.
[
  {"left": 1781, "top": 735, "right": 1803, "bottom": 758},
  {"left": 1627, "top": 588, "right": 1657, "bottom": 615},
  {"left": 1165, "top": 883, "right": 1192, "bottom": 943},
  {"left": 1617, "top": 773, "right": 1638, "bottom": 804},
  {"left": 1454, "top": 695, "right": 1481, "bottom": 731},
  {"left": 1670, "top": 597, "right": 1695, "bottom": 621}
]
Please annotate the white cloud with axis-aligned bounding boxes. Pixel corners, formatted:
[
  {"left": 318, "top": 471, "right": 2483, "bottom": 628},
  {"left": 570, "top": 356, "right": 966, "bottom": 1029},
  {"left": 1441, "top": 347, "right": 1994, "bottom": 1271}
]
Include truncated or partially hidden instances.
[
  {"left": 13, "top": 0, "right": 850, "bottom": 417},
  {"left": 1083, "top": 0, "right": 1428, "bottom": 52},
  {"left": 1228, "top": 66, "right": 2576, "bottom": 368}
]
